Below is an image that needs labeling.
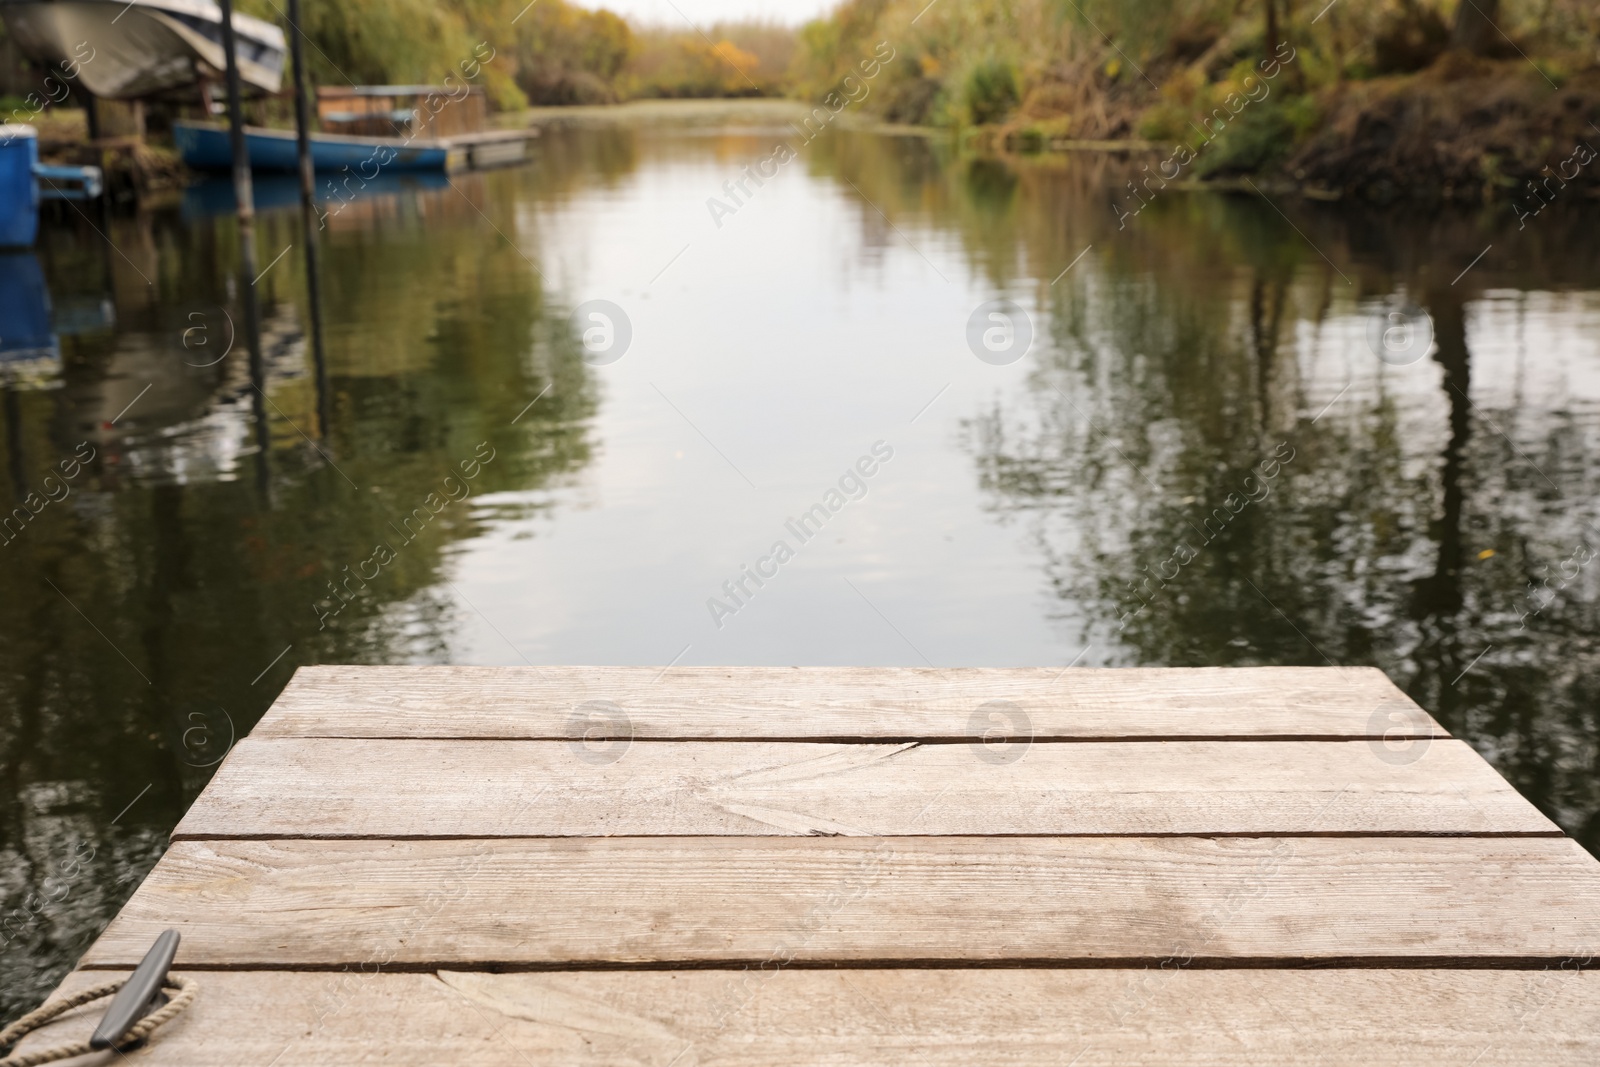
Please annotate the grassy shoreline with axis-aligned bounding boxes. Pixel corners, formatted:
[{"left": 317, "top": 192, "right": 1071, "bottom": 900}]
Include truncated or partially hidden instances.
[{"left": 786, "top": 0, "right": 1599, "bottom": 203}]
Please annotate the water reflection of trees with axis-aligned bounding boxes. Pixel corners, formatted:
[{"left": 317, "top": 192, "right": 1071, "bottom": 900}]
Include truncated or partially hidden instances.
[
  {"left": 822, "top": 138, "right": 1600, "bottom": 854},
  {"left": 0, "top": 147, "right": 618, "bottom": 1020}
]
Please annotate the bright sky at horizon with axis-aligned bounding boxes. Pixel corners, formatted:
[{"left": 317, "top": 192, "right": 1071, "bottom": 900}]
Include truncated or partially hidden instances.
[{"left": 571, "top": 0, "right": 838, "bottom": 27}]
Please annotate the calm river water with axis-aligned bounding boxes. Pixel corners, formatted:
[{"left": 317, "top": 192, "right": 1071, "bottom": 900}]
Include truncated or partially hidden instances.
[{"left": 4, "top": 102, "right": 1600, "bottom": 1020}]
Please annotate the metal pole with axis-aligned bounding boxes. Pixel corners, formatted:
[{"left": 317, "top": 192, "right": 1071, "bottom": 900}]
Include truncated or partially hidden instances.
[
  {"left": 287, "top": 0, "right": 332, "bottom": 440},
  {"left": 216, "top": 0, "right": 270, "bottom": 494},
  {"left": 216, "top": 0, "right": 255, "bottom": 243},
  {"left": 288, "top": 0, "right": 314, "bottom": 210}
]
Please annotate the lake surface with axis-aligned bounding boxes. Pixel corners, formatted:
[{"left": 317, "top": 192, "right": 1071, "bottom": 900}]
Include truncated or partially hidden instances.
[{"left": 4, "top": 101, "right": 1600, "bottom": 1021}]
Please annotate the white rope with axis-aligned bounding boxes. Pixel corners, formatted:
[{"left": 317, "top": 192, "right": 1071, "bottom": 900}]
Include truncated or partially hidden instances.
[{"left": 0, "top": 975, "right": 198, "bottom": 1067}]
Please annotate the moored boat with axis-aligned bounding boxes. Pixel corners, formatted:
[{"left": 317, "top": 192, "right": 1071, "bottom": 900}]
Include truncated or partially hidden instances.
[
  {"left": 0, "top": 0, "right": 285, "bottom": 100},
  {"left": 172, "top": 121, "right": 456, "bottom": 173}
]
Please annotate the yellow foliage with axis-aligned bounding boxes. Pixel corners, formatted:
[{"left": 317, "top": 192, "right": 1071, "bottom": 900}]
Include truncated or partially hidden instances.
[
  {"left": 713, "top": 40, "right": 761, "bottom": 78},
  {"left": 621, "top": 22, "right": 792, "bottom": 98}
]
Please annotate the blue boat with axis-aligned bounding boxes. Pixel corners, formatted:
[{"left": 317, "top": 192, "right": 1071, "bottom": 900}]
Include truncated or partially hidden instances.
[{"left": 172, "top": 121, "right": 458, "bottom": 174}]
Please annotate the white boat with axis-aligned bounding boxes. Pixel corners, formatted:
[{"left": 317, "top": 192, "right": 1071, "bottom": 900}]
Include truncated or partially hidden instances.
[{"left": 0, "top": 0, "right": 285, "bottom": 100}]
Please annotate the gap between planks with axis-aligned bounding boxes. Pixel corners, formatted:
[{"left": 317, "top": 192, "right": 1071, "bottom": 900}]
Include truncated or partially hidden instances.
[
  {"left": 244, "top": 734, "right": 1448, "bottom": 742},
  {"left": 68, "top": 958, "right": 1600, "bottom": 971},
  {"left": 65, "top": 959, "right": 1600, "bottom": 979},
  {"left": 169, "top": 832, "right": 1570, "bottom": 840}
]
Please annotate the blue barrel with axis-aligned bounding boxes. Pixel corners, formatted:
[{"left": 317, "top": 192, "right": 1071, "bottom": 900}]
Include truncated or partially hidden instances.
[
  {"left": 0, "top": 125, "right": 41, "bottom": 247},
  {"left": 0, "top": 125, "right": 41, "bottom": 248}
]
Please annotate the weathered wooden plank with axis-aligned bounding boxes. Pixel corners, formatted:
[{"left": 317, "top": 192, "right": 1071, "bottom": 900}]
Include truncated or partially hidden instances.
[
  {"left": 20, "top": 968, "right": 1600, "bottom": 1065},
  {"left": 82, "top": 837, "right": 1600, "bottom": 968},
  {"left": 172, "top": 737, "right": 1556, "bottom": 839},
  {"left": 255, "top": 665, "right": 1440, "bottom": 740}
]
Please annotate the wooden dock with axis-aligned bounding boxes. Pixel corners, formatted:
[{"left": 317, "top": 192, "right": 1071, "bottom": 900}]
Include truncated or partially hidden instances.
[
  {"left": 15, "top": 666, "right": 1600, "bottom": 1063},
  {"left": 439, "top": 128, "right": 538, "bottom": 170}
]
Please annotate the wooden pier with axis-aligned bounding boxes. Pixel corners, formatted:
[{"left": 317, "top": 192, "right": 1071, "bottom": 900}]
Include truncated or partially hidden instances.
[
  {"left": 438, "top": 128, "right": 538, "bottom": 171},
  {"left": 16, "top": 666, "right": 1600, "bottom": 1063}
]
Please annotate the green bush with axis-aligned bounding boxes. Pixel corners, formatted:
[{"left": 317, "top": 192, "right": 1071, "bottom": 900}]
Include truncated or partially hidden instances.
[
  {"left": 963, "top": 57, "right": 1018, "bottom": 125},
  {"left": 1194, "top": 94, "right": 1317, "bottom": 177}
]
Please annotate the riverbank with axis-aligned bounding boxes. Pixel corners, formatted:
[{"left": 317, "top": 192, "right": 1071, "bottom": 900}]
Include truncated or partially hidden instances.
[
  {"left": 20, "top": 76, "right": 1599, "bottom": 210},
  {"left": 785, "top": 0, "right": 1599, "bottom": 203},
  {"left": 965, "top": 55, "right": 1600, "bottom": 203},
  {"left": 518, "top": 97, "right": 929, "bottom": 137},
  {"left": 1282, "top": 56, "right": 1600, "bottom": 203},
  {"left": 519, "top": 83, "right": 1600, "bottom": 206}
]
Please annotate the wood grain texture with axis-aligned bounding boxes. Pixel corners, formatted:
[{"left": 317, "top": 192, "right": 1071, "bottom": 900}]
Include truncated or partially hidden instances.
[
  {"left": 172, "top": 737, "right": 1557, "bottom": 839},
  {"left": 20, "top": 968, "right": 1600, "bottom": 1065},
  {"left": 253, "top": 665, "right": 1440, "bottom": 740},
  {"left": 82, "top": 837, "right": 1600, "bottom": 968}
]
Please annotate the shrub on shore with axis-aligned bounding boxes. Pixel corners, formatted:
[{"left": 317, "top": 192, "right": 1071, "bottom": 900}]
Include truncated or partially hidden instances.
[{"left": 788, "top": 0, "right": 1600, "bottom": 194}]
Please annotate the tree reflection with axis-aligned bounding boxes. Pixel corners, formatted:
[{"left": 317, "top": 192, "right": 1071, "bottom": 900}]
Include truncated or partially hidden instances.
[
  {"left": 916, "top": 149, "right": 1600, "bottom": 858},
  {"left": 0, "top": 134, "right": 632, "bottom": 1021}
]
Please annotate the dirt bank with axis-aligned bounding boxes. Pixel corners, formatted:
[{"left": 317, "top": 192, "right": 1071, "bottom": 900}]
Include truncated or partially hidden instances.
[{"left": 1284, "top": 55, "right": 1600, "bottom": 203}]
